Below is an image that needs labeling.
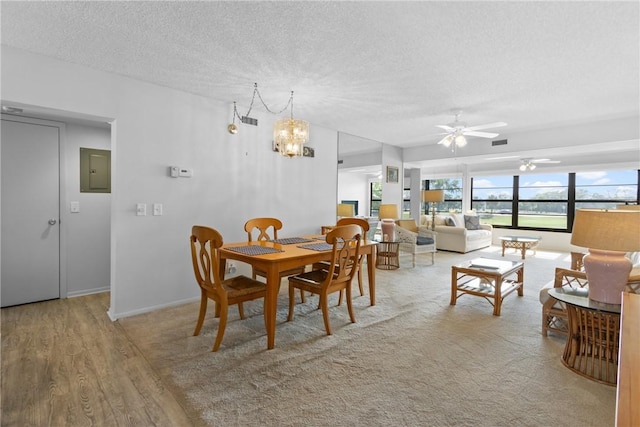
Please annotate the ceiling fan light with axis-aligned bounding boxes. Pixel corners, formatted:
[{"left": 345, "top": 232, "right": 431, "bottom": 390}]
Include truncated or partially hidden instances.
[
  {"left": 530, "top": 163, "right": 536, "bottom": 170},
  {"left": 519, "top": 164, "right": 527, "bottom": 171},
  {"left": 454, "top": 134, "right": 467, "bottom": 146},
  {"left": 441, "top": 135, "right": 453, "bottom": 147}
]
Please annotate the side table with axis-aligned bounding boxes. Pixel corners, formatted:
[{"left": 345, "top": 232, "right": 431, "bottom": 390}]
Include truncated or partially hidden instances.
[
  {"left": 376, "top": 241, "right": 400, "bottom": 270},
  {"left": 548, "top": 287, "right": 621, "bottom": 386}
]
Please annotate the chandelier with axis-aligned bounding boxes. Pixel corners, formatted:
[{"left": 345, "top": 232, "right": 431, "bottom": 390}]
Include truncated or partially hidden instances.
[{"left": 228, "top": 83, "right": 309, "bottom": 158}]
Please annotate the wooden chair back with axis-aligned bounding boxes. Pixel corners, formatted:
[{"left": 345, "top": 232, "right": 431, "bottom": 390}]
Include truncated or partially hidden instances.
[
  {"left": 337, "top": 217, "right": 370, "bottom": 241},
  {"left": 190, "top": 225, "right": 225, "bottom": 299},
  {"left": 323, "top": 225, "right": 362, "bottom": 289},
  {"left": 244, "top": 217, "right": 282, "bottom": 242}
]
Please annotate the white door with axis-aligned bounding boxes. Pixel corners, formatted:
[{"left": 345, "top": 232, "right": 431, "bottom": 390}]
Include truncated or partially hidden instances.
[{"left": 1, "top": 116, "right": 61, "bottom": 307}]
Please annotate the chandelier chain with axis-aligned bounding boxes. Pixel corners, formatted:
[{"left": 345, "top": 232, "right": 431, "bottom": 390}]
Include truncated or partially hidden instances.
[{"left": 233, "top": 83, "right": 293, "bottom": 121}]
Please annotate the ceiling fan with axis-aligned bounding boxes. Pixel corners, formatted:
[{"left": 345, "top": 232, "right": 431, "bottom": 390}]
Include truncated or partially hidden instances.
[
  {"left": 436, "top": 112, "right": 507, "bottom": 150},
  {"left": 519, "top": 158, "right": 561, "bottom": 171}
]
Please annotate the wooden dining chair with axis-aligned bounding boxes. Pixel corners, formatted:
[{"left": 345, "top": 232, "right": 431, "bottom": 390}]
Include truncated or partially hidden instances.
[
  {"left": 312, "top": 217, "right": 369, "bottom": 304},
  {"left": 244, "top": 217, "right": 307, "bottom": 302},
  {"left": 287, "top": 224, "right": 362, "bottom": 336},
  {"left": 190, "top": 225, "right": 266, "bottom": 352}
]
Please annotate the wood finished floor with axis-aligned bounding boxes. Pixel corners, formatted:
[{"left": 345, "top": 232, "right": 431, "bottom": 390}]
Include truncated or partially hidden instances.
[{"left": 1, "top": 292, "right": 194, "bottom": 427}]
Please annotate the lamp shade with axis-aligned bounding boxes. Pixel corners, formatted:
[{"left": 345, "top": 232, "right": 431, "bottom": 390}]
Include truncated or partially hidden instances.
[
  {"left": 423, "top": 189, "right": 445, "bottom": 203},
  {"left": 337, "top": 203, "right": 355, "bottom": 217},
  {"left": 571, "top": 209, "right": 640, "bottom": 252},
  {"left": 378, "top": 204, "right": 398, "bottom": 220}
]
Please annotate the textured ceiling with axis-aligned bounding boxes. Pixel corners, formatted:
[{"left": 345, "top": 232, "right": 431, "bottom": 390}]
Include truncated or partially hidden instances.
[{"left": 2, "top": 1, "right": 639, "bottom": 160}]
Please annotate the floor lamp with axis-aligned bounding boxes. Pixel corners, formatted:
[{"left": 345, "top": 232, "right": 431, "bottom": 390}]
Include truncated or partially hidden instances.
[
  {"left": 570, "top": 209, "right": 640, "bottom": 304},
  {"left": 423, "top": 190, "right": 445, "bottom": 231}
]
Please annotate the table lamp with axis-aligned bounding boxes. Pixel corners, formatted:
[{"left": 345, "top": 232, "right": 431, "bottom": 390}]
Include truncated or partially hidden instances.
[
  {"left": 423, "top": 189, "right": 445, "bottom": 231},
  {"left": 570, "top": 209, "right": 640, "bottom": 304},
  {"left": 337, "top": 203, "right": 355, "bottom": 218},
  {"left": 379, "top": 204, "right": 398, "bottom": 241}
]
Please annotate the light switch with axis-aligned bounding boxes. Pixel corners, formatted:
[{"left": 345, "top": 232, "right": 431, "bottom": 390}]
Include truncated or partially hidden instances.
[
  {"left": 153, "top": 203, "right": 163, "bottom": 216},
  {"left": 136, "top": 203, "right": 146, "bottom": 216},
  {"left": 70, "top": 201, "right": 80, "bottom": 213}
]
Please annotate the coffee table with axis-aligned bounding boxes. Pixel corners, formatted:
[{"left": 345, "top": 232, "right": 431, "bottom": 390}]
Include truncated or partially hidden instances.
[
  {"left": 499, "top": 235, "right": 541, "bottom": 259},
  {"left": 450, "top": 257, "right": 524, "bottom": 316}
]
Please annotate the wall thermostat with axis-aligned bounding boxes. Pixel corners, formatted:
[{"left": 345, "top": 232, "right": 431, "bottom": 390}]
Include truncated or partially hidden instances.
[{"left": 169, "top": 166, "right": 193, "bottom": 178}]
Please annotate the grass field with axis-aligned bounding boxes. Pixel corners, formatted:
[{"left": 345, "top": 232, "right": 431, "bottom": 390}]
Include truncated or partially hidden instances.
[{"left": 480, "top": 214, "right": 567, "bottom": 229}]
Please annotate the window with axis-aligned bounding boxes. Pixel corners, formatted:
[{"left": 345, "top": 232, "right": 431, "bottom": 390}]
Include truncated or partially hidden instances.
[
  {"left": 424, "top": 178, "right": 462, "bottom": 214},
  {"left": 517, "top": 173, "right": 568, "bottom": 229},
  {"left": 575, "top": 170, "right": 639, "bottom": 210},
  {"left": 471, "top": 169, "right": 639, "bottom": 232},
  {"left": 370, "top": 181, "right": 382, "bottom": 217},
  {"left": 471, "top": 175, "right": 514, "bottom": 226},
  {"left": 403, "top": 188, "right": 411, "bottom": 218}
]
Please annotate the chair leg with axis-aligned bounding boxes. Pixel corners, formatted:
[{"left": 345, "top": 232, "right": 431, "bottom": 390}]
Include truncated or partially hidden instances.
[
  {"left": 238, "top": 302, "right": 245, "bottom": 320},
  {"left": 193, "top": 292, "right": 208, "bottom": 336},
  {"left": 431, "top": 251, "right": 435, "bottom": 264},
  {"left": 346, "top": 283, "right": 356, "bottom": 324},
  {"left": 412, "top": 254, "right": 416, "bottom": 268},
  {"left": 287, "top": 284, "right": 296, "bottom": 322},
  {"left": 357, "top": 269, "right": 364, "bottom": 296},
  {"left": 300, "top": 290, "right": 306, "bottom": 303},
  {"left": 212, "top": 303, "right": 228, "bottom": 352},
  {"left": 320, "top": 292, "right": 332, "bottom": 335}
]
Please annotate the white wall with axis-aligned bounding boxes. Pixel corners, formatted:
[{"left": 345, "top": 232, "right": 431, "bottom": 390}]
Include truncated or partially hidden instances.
[
  {"left": 65, "top": 123, "right": 111, "bottom": 296},
  {"left": 1, "top": 46, "right": 338, "bottom": 319},
  {"left": 337, "top": 172, "right": 370, "bottom": 217}
]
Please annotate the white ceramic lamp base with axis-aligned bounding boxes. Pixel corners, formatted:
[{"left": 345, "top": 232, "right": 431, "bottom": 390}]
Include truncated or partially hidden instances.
[{"left": 583, "top": 249, "right": 632, "bottom": 305}]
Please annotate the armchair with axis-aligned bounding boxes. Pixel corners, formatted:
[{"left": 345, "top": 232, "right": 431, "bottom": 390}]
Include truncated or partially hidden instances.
[{"left": 394, "top": 219, "right": 436, "bottom": 268}]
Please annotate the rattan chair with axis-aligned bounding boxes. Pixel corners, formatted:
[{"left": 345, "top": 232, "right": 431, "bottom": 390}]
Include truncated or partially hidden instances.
[
  {"left": 287, "top": 224, "right": 362, "bottom": 336},
  {"left": 395, "top": 219, "right": 436, "bottom": 267},
  {"left": 541, "top": 252, "right": 640, "bottom": 337},
  {"left": 244, "top": 217, "right": 307, "bottom": 302},
  {"left": 190, "top": 225, "right": 266, "bottom": 351}
]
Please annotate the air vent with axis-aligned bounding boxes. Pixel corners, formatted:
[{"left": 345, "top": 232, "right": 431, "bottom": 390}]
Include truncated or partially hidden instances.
[
  {"left": 241, "top": 116, "right": 258, "bottom": 126},
  {"left": 338, "top": 160, "right": 344, "bottom": 164},
  {"left": 492, "top": 139, "right": 508, "bottom": 146}
]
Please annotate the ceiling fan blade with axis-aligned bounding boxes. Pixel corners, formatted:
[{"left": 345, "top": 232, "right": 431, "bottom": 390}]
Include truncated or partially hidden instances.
[
  {"left": 464, "top": 122, "right": 508, "bottom": 131},
  {"left": 462, "top": 131, "right": 500, "bottom": 138},
  {"left": 532, "top": 159, "right": 561, "bottom": 163},
  {"left": 436, "top": 125, "right": 455, "bottom": 132}
]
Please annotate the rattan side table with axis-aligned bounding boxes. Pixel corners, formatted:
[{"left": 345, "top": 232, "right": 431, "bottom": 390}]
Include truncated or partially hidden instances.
[{"left": 376, "top": 241, "right": 400, "bottom": 270}]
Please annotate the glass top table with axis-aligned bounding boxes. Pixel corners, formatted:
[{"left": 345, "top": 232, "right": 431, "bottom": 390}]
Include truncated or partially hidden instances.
[
  {"left": 548, "top": 287, "right": 621, "bottom": 386},
  {"left": 450, "top": 257, "right": 525, "bottom": 316},
  {"left": 499, "top": 235, "right": 541, "bottom": 259}
]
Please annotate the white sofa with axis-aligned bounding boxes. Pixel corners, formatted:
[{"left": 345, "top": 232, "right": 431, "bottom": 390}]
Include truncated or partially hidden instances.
[{"left": 420, "top": 213, "right": 492, "bottom": 253}]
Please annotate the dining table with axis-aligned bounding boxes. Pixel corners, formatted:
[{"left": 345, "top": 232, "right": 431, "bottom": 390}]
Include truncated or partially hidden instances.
[{"left": 219, "top": 235, "right": 379, "bottom": 349}]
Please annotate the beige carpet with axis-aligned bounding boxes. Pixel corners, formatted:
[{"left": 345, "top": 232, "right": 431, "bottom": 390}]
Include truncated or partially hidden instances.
[{"left": 119, "top": 246, "right": 616, "bottom": 426}]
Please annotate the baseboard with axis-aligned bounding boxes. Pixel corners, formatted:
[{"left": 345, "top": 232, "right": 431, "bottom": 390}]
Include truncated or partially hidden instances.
[{"left": 107, "top": 295, "right": 200, "bottom": 321}]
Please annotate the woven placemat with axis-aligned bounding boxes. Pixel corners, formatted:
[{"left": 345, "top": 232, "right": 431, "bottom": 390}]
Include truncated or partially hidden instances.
[
  {"left": 270, "top": 237, "right": 314, "bottom": 245},
  {"left": 225, "top": 245, "right": 283, "bottom": 256},
  {"left": 298, "top": 242, "right": 335, "bottom": 252}
]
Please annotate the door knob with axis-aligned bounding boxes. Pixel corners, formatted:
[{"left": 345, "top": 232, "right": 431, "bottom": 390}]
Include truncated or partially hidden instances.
[{"left": 48, "top": 219, "right": 57, "bottom": 225}]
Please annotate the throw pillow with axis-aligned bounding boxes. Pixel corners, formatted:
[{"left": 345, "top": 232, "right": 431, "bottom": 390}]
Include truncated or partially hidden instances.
[
  {"left": 464, "top": 215, "right": 481, "bottom": 230},
  {"left": 444, "top": 217, "right": 455, "bottom": 226}
]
